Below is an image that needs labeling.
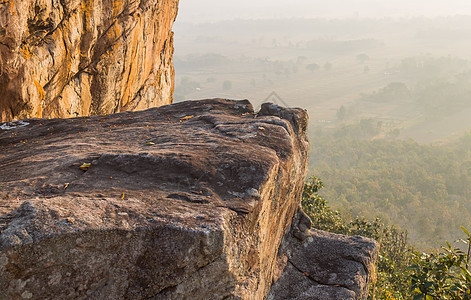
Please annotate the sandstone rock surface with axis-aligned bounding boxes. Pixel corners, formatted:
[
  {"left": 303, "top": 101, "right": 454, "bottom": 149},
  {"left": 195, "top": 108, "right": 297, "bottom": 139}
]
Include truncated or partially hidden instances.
[
  {"left": 0, "top": 99, "right": 310, "bottom": 299},
  {"left": 268, "top": 227, "right": 379, "bottom": 300},
  {"left": 0, "top": 0, "right": 179, "bottom": 122}
]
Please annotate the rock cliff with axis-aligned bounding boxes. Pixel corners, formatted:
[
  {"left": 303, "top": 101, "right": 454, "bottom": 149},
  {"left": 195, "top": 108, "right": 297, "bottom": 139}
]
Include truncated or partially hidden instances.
[
  {"left": 0, "top": 99, "right": 308, "bottom": 299},
  {"left": 0, "top": 0, "right": 179, "bottom": 122},
  {"left": 0, "top": 99, "right": 377, "bottom": 299}
]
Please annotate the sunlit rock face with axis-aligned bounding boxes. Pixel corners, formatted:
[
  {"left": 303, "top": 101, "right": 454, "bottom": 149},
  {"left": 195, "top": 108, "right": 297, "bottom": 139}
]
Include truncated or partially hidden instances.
[
  {"left": 0, "top": 0, "right": 179, "bottom": 122},
  {"left": 0, "top": 99, "right": 310, "bottom": 299}
]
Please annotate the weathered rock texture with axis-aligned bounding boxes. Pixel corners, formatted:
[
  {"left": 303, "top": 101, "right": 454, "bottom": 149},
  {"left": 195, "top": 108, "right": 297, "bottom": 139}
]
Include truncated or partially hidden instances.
[
  {"left": 0, "top": 99, "right": 311, "bottom": 299},
  {"left": 268, "top": 226, "right": 379, "bottom": 300},
  {"left": 0, "top": 0, "right": 179, "bottom": 122}
]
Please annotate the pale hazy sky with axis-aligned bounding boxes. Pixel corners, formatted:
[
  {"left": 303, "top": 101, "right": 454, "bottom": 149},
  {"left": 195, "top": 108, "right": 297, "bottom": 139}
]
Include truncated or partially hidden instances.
[{"left": 178, "top": 0, "right": 471, "bottom": 22}]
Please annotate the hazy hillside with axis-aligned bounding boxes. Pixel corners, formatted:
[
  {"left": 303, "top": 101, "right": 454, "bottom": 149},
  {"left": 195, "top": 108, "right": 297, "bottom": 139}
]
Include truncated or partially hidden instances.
[
  {"left": 309, "top": 123, "right": 471, "bottom": 248},
  {"left": 173, "top": 16, "right": 471, "bottom": 249}
]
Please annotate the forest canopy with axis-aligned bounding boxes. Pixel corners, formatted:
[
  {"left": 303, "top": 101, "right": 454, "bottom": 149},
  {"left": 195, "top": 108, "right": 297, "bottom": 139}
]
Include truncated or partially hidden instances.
[{"left": 309, "top": 124, "right": 471, "bottom": 248}]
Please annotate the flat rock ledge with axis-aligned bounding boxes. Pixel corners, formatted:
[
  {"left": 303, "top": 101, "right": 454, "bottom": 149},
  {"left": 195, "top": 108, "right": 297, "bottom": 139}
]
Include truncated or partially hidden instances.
[{"left": 0, "top": 99, "right": 311, "bottom": 299}]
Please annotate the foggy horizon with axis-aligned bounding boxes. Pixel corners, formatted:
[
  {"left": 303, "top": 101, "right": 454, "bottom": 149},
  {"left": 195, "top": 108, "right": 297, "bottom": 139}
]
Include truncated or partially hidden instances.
[
  {"left": 178, "top": 0, "right": 471, "bottom": 23},
  {"left": 174, "top": 0, "right": 471, "bottom": 251}
]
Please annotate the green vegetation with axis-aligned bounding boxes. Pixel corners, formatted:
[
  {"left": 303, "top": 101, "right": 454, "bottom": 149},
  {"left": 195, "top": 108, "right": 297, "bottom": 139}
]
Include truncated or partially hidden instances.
[
  {"left": 302, "top": 176, "right": 471, "bottom": 299},
  {"left": 302, "top": 176, "right": 414, "bottom": 299},
  {"left": 410, "top": 231, "right": 471, "bottom": 299},
  {"left": 309, "top": 124, "right": 471, "bottom": 248}
]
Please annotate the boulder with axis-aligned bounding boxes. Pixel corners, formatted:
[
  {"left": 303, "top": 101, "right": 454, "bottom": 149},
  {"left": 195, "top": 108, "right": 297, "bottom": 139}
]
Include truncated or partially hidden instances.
[
  {"left": 268, "top": 226, "right": 379, "bottom": 300},
  {"left": 0, "top": 99, "right": 310, "bottom": 299},
  {"left": 0, "top": 0, "right": 179, "bottom": 122}
]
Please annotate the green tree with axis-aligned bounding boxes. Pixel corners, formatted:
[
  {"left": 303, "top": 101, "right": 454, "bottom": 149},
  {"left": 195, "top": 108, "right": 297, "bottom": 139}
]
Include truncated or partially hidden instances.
[
  {"left": 410, "top": 227, "right": 471, "bottom": 299},
  {"left": 357, "top": 53, "right": 370, "bottom": 63},
  {"left": 336, "top": 105, "right": 347, "bottom": 121}
]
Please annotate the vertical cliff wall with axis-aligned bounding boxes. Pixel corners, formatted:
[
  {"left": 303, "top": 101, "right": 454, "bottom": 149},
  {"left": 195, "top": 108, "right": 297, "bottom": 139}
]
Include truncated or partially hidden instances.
[{"left": 0, "top": 0, "right": 179, "bottom": 122}]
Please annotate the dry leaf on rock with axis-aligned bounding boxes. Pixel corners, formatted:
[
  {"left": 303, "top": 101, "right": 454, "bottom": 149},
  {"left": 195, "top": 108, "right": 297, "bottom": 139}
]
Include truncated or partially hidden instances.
[{"left": 79, "top": 163, "right": 91, "bottom": 171}]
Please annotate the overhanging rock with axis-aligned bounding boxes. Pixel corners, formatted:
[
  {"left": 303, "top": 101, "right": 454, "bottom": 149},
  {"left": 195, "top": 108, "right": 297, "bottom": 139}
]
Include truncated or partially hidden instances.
[{"left": 0, "top": 99, "right": 310, "bottom": 299}]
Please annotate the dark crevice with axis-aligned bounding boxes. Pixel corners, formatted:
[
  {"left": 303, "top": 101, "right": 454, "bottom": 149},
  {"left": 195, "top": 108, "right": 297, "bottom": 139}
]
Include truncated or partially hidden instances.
[
  {"left": 126, "top": 83, "right": 147, "bottom": 111},
  {"left": 47, "top": 47, "right": 56, "bottom": 69},
  {"left": 0, "top": 41, "right": 10, "bottom": 50},
  {"left": 42, "top": 68, "right": 61, "bottom": 90},
  {"left": 257, "top": 119, "right": 291, "bottom": 135},
  {"left": 9, "top": 105, "right": 14, "bottom": 119},
  {"left": 44, "top": 7, "right": 79, "bottom": 40},
  {"left": 287, "top": 259, "right": 356, "bottom": 295},
  {"left": 166, "top": 193, "right": 209, "bottom": 204},
  {"left": 146, "top": 284, "right": 177, "bottom": 299},
  {"left": 227, "top": 206, "right": 250, "bottom": 215}
]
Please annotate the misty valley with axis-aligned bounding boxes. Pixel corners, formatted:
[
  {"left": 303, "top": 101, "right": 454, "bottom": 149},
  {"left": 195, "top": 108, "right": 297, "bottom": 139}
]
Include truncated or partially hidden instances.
[{"left": 174, "top": 16, "right": 471, "bottom": 249}]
